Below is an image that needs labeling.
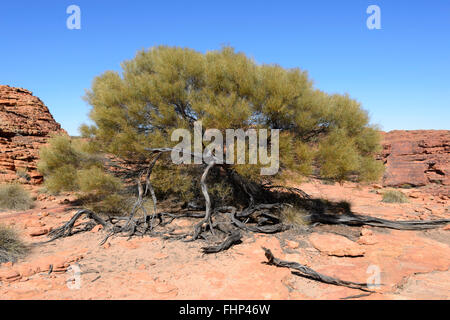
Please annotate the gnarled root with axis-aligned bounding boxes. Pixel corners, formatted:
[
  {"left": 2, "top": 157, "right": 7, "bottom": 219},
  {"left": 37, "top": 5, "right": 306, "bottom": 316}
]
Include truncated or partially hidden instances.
[{"left": 262, "top": 247, "right": 374, "bottom": 292}]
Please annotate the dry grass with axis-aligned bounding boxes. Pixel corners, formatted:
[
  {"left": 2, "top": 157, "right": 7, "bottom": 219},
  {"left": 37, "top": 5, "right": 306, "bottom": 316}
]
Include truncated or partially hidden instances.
[
  {"left": 382, "top": 189, "right": 409, "bottom": 203},
  {"left": 0, "top": 184, "right": 34, "bottom": 211},
  {"left": 280, "top": 206, "right": 310, "bottom": 226},
  {"left": 0, "top": 225, "right": 28, "bottom": 263}
]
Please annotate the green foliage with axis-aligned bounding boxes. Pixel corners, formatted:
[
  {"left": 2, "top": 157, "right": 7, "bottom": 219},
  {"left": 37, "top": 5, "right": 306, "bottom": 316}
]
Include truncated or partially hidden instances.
[
  {"left": 83, "top": 45, "right": 383, "bottom": 186},
  {"left": 38, "top": 135, "right": 115, "bottom": 194},
  {"left": 0, "top": 224, "right": 28, "bottom": 263},
  {"left": 38, "top": 135, "right": 127, "bottom": 215},
  {"left": 39, "top": 46, "right": 385, "bottom": 215},
  {"left": 0, "top": 184, "right": 34, "bottom": 211},
  {"left": 382, "top": 190, "right": 409, "bottom": 203}
]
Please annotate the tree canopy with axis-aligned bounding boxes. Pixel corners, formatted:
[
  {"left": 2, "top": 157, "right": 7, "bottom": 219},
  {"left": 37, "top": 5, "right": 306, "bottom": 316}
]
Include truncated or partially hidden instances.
[
  {"left": 80, "top": 46, "right": 383, "bottom": 186},
  {"left": 39, "top": 46, "right": 450, "bottom": 262}
]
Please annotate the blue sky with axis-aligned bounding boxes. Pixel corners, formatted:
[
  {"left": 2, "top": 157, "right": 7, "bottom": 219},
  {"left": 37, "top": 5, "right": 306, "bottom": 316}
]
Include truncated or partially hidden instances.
[{"left": 0, "top": 0, "right": 449, "bottom": 136}]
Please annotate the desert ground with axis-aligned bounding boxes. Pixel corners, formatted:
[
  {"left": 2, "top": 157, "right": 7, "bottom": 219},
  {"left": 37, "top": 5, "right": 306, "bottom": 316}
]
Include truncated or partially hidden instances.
[{"left": 0, "top": 179, "right": 448, "bottom": 300}]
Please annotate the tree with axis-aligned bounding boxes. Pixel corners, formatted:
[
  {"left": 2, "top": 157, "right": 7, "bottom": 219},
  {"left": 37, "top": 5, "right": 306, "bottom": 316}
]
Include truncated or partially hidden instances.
[
  {"left": 42, "top": 45, "right": 447, "bottom": 248},
  {"left": 81, "top": 45, "right": 382, "bottom": 185},
  {"left": 41, "top": 45, "right": 449, "bottom": 291}
]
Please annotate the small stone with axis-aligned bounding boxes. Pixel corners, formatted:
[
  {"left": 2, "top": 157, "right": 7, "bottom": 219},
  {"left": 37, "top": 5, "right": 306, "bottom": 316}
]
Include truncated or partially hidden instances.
[
  {"left": 28, "top": 227, "right": 49, "bottom": 237},
  {"left": 285, "top": 240, "right": 299, "bottom": 249},
  {"left": 91, "top": 224, "right": 103, "bottom": 233},
  {"left": 137, "top": 264, "right": 146, "bottom": 270},
  {"left": 309, "top": 233, "right": 365, "bottom": 257},
  {"left": 154, "top": 252, "right": 169, "bottom": 260},
  {"left": 0, "top": 269, "right": 20, "bottom": 281}
]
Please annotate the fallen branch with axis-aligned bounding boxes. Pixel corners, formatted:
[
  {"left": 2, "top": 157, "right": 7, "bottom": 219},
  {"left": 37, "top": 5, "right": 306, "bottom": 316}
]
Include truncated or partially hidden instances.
[
  {"left": 262, "top": 247, "right": 373, "bottom": 292},
  {"left": 46, "top": 209, "right": 110, "bottom": 242},
  {"left": 311, "top": 211, "right": 450, "bottom": 230},
  {"left": 201, "top": 231, "right": 242, "bottom": 254}
]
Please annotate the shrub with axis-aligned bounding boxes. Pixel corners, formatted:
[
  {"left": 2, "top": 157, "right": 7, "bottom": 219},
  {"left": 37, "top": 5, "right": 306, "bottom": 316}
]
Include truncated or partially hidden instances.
[
  {"left": 382, "top": 190, "right": 409, "bottom": 203},
  {"left": 83, "top": 45, "right": 384, "bottom": 187},
  {"left": 0, "top": 184, "right": 34, "bottom": 211},
  {"left": 38, "top": 135, "right": 127, "bottom": 215},
  {"left": 0, "top": 225, "right": 28, "bottom": 263},
  {"left": 40, "top": 46, "right": 386, "bottom": 216},
  {"left": 280, "top": 206, "right": 310, "bottom": 226}
]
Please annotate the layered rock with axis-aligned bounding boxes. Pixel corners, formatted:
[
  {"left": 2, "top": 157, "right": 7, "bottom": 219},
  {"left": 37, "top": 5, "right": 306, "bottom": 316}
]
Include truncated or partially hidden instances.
[
  {"left": 380, "top": 130, "right": 449, "bottom": 189},
  {"left": 0, "top": 85, "right": 66, "bottom": 184}
]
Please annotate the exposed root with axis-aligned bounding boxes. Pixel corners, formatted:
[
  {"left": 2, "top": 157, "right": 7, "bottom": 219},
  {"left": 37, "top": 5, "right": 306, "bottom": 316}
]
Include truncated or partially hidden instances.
[
  {"left": 311, "top": 211, "right": 450, "bottom": 230},
  {"left": 45, "top": 146, "right": 450, "bottom": 257},
  {"left": 46, "top": 209, "right": 110, "bottom": 242},
  {"left": 201, "top": 231, "right": 242, "bottom": 254},
  {"left": 262, "top": 247, "right": 373, "bottom": 292}
]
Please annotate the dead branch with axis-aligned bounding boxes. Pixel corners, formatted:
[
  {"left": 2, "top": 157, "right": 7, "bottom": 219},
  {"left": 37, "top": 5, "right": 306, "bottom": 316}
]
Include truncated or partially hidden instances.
[
  {"left": 201, "top": 231, "right": 242, "bottom": 254},
  {"left": 310, "top": 211, "right": 450, "bottom": 230},
  {"left": 47, "top": 209, "right": 110, "bottom": 242},
  {"left": 262, "top": 247, "right": 373, "bottom": 292}
]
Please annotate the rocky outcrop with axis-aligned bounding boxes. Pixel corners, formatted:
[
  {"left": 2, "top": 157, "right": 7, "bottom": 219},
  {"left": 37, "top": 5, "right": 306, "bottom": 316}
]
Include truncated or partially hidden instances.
[
  {"left": 0, "top": 85, "right": 66, "bottom": 184},
  {"left": 380, "top": 130, "right": 450, "bottom": 188}
]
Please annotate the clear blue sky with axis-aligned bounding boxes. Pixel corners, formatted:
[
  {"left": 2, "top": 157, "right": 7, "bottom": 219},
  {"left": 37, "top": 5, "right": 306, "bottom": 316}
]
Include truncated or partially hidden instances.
[{"left": 0, "top": 0, "right": 449, "bottom": 136}]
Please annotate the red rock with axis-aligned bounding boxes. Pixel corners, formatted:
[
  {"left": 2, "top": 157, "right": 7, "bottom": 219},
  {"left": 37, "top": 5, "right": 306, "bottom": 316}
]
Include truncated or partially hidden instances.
[
  {"left": 15, "top": 264, "right": 35, "bottom": 277},
  {"left": 137, "top": 264, "right": 146, "bottom": 270},
  {"left": 0, "top": 269, "right": 20, "bottom": 281},
  {"left": 0, "top": 85, "right": 66, "bottom": 185},
  {"left": 152, "top": 282, "right": 178, "bottom": 297},
  {"left": 357, "top": 235, "right": 378, "bottom": 245},
  {"left": 91, "top": 224, "right": 103, "bottom": 233},
  {"left": 28, "top": 227, "right": 49, "bottom": 237},
  {"left": 283, "top": 253, "right": 310, "bottom": 266},
  {"left": 285, "top": 240, "right": 299, "bottom": 249},
  {"left": 379, "top": 130, "right": 450, "bottom": 192},
  {"left": 309, "top": 233, "right": 365, "bottom": 257},
  {"left": 154, "top": 252, "right": 169, "bottom": 260},
  {"left": 360, "top": 227, "right": 373, "bottom": 236}
]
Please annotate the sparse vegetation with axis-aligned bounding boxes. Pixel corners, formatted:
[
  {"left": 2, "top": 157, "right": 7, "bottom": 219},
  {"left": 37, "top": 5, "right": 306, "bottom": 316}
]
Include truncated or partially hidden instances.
[
  {"left": 382, "top": 189, "right": 409, "bottom": 203},
  {"left": 0, "top": 225, "right": 28, "bottom": 263},
  {"left": 38, "top": 135, "right": 126, "bottom": 215},
  {"left": 40, "top": 45, "right": 449, "bottom": 258},
  {"left": 41, "top": 46, "right": 384, "bottom": 216},
  {"left": 0, "top": 184, "right": 34, "bottom": 211},
  {"left": 280, "top": 206, "right": 310, "bottom": 226}
]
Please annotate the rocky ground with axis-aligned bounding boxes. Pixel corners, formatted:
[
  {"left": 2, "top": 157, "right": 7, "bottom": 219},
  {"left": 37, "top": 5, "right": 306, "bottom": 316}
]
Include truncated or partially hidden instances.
[
  {"left": 0, "top": 180, "right": 448, "bottom": 300},
  {"left": 1, "top": 86, "right": 449, "bottom": 299}
]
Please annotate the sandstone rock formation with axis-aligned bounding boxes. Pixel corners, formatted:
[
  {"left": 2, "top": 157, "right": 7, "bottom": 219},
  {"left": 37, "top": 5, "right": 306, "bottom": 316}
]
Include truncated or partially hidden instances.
[
  {"left": 380, "top": 130, "right": 449, "bottom": 189},
  {"left": 0, "top": 85, "right": 66, "bottom": 184}
]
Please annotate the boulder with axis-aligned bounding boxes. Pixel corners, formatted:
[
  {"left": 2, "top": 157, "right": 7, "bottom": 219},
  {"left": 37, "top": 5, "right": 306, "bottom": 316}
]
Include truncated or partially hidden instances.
[
  {"left": 0, "top": 85, "right": 66, "bottom": 184},
  {"left": 309, "top": 233, "right": 365, "bottom": 257},
  {"left": 380, "top": 130, "right": 449, "bottom": 191}
]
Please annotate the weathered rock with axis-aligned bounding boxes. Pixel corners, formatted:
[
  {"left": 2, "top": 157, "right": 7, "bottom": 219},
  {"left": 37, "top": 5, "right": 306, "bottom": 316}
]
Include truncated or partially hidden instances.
[
  {"left": 28, "top": 227, "right": 50, "bottom": 237},
  {"left": 380, "top": 130, "right": 449, "bottom": 191},
  {"left": 0, "top": 85, "right": 66, "bottom": 184},
  {"left": 309, "top": 233, "right": 365, "bottom": 257}
]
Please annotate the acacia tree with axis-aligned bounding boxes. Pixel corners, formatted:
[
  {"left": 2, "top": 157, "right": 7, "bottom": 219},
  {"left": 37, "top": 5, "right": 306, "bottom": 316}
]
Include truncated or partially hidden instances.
[
  {"left": 80, "top": 46, "right": 383, "bottom": 186},
  {"left": 44, "top": 46, "right": 449, "bottom": 239},
  {"left": 42, "top": 46, "right": 449, "bottom": 291}
]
